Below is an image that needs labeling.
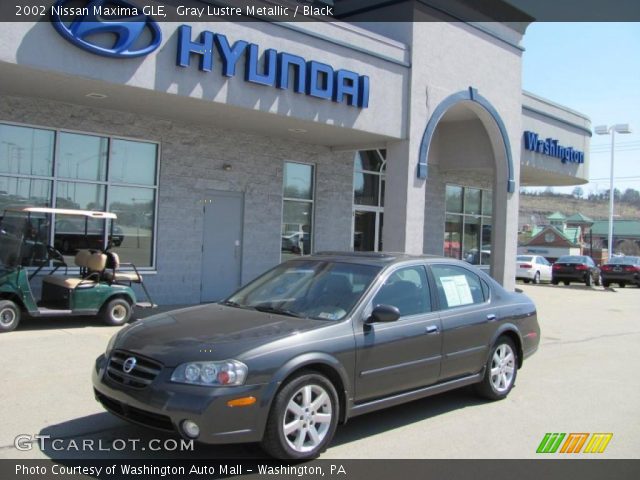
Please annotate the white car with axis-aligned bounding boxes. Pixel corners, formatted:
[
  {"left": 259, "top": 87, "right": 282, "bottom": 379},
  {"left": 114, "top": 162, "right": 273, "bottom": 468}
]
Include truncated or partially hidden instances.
[{"left": 516, "top": 255, "right": 553, "bottom": 284}]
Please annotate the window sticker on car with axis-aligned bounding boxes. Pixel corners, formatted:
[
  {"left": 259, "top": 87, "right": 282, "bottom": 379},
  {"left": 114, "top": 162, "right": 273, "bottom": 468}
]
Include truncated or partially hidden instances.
[
  {"left": 440, "top": 275, "right": 474, "bottom": 307},
  {"left": 317, "top": 312, "right": 338, "bottom": 320}
]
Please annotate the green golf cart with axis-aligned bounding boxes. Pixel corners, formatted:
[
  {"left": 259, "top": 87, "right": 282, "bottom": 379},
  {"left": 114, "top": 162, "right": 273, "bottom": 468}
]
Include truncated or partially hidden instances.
[{"left": 0, "top": 206, "right": 156, "bottom": 332}]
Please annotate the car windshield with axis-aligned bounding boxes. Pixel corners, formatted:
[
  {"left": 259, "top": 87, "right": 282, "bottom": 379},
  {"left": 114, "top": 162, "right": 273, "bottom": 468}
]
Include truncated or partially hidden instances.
[
  {"left": 557, "top": 256, "right": 586, "bottom": 263},
  {"left": 608, "top": 256, "right": 640, "bottom": 265},
  {"left": 225, "top": 260, "right": 382, "bottom": 321}
]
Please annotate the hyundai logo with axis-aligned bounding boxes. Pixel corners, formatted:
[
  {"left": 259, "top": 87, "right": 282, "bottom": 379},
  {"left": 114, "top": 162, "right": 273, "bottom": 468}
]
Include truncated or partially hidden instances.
[
  {"left": 51, "top": 0, "right": 162, "bottom": 58},
  {"left": 122, "top": 357, "right": 137, "bottom": 373}
]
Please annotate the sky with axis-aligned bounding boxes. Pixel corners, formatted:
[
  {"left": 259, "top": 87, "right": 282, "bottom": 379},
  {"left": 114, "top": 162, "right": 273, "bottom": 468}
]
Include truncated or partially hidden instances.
[{"left": 521, "top": 22, "right": 640, "bottom": 197}]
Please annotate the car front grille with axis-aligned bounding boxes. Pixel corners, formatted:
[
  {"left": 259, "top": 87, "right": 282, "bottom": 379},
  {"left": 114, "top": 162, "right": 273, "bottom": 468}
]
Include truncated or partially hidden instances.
[
  {"left": 107, "top": 350, "right": 163, "bottom": 389},
  {"left": 94, "top": 390, "right": 174, "bottom": 432}
]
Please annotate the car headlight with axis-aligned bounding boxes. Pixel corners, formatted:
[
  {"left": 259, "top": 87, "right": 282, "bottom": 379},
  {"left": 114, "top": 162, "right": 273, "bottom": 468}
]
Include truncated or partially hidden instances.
[{"left": 171, "top": 360, "right": 248, "bottom": 387}]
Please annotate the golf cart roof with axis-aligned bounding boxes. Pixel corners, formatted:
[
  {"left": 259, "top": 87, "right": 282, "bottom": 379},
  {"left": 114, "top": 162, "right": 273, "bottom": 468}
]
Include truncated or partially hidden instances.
[{"left": 2, "top": 206, "right": 117, "bottom": 219}]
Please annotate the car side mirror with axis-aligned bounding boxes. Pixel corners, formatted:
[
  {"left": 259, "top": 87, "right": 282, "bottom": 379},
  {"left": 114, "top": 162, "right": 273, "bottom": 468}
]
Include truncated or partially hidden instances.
[{"left": 367, "top": 304, "right": 401, "bottom": 324}]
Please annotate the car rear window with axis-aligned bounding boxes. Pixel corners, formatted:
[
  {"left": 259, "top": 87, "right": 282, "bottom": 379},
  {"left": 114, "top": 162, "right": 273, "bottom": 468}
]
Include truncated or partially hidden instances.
[
  {"left": 557, "top": 256, "right": 585, "bottom": 263},
  {"left": 517, "top": 256, "right": 533, "bottom": 262},
  {"left": 608, "top": 256, "right": 640, "bottom": 265}
]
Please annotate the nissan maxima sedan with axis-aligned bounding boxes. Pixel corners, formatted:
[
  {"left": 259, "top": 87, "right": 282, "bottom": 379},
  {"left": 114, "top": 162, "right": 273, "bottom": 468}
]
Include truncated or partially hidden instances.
[{"left": 93, "top": 252, "right": 540, "bottom": 459}]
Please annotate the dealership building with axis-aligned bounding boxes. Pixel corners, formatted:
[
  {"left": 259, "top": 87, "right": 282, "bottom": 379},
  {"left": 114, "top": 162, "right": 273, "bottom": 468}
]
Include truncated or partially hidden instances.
[{"left": 0, "top": 1, "right": 592, "bottom": 304}]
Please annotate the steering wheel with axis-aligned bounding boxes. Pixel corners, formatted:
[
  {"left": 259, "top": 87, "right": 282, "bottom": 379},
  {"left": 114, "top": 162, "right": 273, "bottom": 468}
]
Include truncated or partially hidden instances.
[{"left": 46, "top": 245, "right": 66, "bottom": 265}]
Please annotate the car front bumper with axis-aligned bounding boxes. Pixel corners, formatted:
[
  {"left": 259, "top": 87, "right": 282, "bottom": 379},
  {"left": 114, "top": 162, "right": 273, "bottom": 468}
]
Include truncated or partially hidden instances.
[{"left": 92, "top": 354, "right": 271, "bottom": 444}]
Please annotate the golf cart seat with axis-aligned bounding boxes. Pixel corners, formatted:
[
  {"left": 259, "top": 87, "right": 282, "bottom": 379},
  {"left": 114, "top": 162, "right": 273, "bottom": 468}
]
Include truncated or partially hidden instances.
[
  {"left": 42, "top": 251, "right": 106, "bottom": 288},
  {"left": 103, "top": 251, "right": 142, "bottom": 284}
]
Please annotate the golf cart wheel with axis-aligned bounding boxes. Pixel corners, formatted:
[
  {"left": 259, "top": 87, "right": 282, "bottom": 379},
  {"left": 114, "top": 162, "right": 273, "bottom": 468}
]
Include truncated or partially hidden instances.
[
  {"left": 101, "top": 298, "right": 132, "bottom": 326},
  {"left": 0, "top": 300, "right": 21, "bottom": 333},
  {"left": 261, "top": 372, "right": 339, "bottom": 459}
]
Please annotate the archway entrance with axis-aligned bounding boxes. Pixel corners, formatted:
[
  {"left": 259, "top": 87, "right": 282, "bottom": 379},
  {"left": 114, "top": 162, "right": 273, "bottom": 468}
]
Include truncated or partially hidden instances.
[{"left": 418, "top": 88, "right": 517, "bottom": 285}]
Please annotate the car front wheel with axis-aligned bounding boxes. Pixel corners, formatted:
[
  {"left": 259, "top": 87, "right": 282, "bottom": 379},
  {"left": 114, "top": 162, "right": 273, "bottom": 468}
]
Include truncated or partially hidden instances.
[
  {"left": 474, "top": 337, "right": 518, "bottom": 400},
  {"left": 533, "top": 272, "right": 541, "bottom": 284},
  {"left": 262, "top": 372, "right": 339, "bottom": 459}
]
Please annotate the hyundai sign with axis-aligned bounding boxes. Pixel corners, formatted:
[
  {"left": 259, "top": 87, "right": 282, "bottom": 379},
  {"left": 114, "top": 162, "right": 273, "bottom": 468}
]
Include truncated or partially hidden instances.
[{"left": 50, "top": 2, "right": 370, "bottom": 108}]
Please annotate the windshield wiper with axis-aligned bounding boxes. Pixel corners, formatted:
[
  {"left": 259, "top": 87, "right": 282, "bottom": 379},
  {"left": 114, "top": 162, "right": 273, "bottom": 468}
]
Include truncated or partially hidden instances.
[
  {"left": 252, "top": 305, "right": 304, "bottom": 318},
  {"left": 220, "top": 300, "right": 255, "bottom": 310}
]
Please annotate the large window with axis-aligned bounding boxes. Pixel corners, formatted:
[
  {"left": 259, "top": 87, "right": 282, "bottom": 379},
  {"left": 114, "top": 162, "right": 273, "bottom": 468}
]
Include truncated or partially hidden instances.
[
  {"left": 444, "top": 185, "right": 492, "bottom": 266},
  {"left": 0, "top": 122, "right": 158, "bottom": 268},
  {"left": 282, "top": 162, "right": 314, "bottom": 261},
  {"left": 353, "top": 150, "right": 386, "bottom": 252}
]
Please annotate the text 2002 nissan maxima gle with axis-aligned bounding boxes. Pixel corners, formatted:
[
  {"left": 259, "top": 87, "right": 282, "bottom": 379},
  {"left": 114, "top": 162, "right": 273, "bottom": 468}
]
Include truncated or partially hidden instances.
[{"left": 93, "top": 252, "right": 540, "bottom": 459}]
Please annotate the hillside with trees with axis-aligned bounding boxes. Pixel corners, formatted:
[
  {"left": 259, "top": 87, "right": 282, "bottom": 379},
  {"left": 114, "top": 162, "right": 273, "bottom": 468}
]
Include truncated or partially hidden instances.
[{"left": 519, "top": 187, "right": 640, "bottom": 228}]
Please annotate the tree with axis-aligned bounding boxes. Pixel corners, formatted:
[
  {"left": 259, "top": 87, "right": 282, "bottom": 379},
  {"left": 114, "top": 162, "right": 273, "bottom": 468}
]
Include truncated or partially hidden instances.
[{"left": 572, "top": 186, "right": 584, "bottom": 199}]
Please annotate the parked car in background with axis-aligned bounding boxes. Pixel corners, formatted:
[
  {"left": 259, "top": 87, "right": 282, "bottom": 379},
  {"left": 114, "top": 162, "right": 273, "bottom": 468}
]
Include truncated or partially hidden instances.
[
  {"left": 600, "top": 256, "right": 640, "bottom": 288},
  {"left": 516, "top": 255, "right": 552, "bottom": 284},
  {"left": 552, "top": 255, "right": 601, "bottom": 286},
  {"left": 54, "top": 217, "right": 124, "bottom": 254},
  {"left": 93, "top": 252, "right": 540, "bottom": 459}
]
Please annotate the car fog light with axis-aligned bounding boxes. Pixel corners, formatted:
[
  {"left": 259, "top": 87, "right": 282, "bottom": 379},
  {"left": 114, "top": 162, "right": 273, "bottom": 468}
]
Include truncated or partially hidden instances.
[{"left": 181, "top": 420, "right": 200, "bottom": 439}]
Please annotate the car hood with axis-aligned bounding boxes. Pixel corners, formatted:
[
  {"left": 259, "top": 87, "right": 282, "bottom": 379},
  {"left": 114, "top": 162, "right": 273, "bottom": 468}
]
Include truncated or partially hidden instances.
[{"left": 114, "top": 304, "right": 328, "bottom": 366}]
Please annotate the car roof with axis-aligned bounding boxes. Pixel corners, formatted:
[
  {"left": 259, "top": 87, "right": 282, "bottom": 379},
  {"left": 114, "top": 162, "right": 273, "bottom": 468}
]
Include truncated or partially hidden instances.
[
  {"left": 2, "top": 206, "right": 117, "bottom": 219},
  {"left": 302, "top": 251, "right": 464, "bottom": 267}
]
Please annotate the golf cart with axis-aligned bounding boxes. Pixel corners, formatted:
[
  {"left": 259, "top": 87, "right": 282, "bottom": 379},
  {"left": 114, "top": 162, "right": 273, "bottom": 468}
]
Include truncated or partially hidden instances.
[{"left": 0, "top": 206, "right": 156, "bottom": 332}]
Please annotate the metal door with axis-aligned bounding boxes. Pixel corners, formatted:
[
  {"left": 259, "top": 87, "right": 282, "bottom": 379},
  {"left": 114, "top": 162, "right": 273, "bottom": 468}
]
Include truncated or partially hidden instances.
[{"left": 201, "top": 191, "right": 244, "bottom": 302}]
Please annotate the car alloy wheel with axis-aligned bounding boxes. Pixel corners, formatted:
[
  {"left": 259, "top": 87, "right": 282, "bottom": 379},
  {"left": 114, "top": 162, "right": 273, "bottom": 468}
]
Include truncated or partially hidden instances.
[
  {"left": 474, "top": 336, "right": 518, "bottom": 400},
  {"left": 283, "top": 384, "right": 333, "bottom": 453},
  {"left": 262, "top": 372, "right": 339, "bottom": 459},
  {"left": 489, "top": 343, "right": 516, "bottom": 394}
]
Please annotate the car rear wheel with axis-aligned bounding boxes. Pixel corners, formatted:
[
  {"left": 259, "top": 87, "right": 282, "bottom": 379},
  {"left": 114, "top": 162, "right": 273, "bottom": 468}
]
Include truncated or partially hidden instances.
[
  {"left": 602, "top": 280, "right": 610, "bottom": 288},
  {"left": 0, "top": 300, "right": 21, "bottom": 333},
  {"left": 619, "top": 282, "right": 626, "bottom": 288},
  {"left": 585, "top": 273, "right": 592, "bottom": 286},
  {"left": 533, "top": 272, "right": 541, "bottom": 284},
  {"left": 474, "top": 336, "right": 518, "bottom": 401},
  {"left": 552, "top": 279, "right": 559, "bottom": 285},
  {"left": 563, "top": 281, "right": 570, "bottom": 286},
  {"left": 523, "top": 279, "right": 530, "bottom": 284},
  {"left": 261, "top": 372, "right": 339, "bottom": 459},
  {"left": 100, "top": 298, "right": 132, "bottom": 326}
]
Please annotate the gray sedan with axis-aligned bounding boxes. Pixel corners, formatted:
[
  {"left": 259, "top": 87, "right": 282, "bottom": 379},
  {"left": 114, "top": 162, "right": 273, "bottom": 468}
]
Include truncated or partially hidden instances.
[{"left": 93, "top": 252, "right": 540, "bottom": 459}]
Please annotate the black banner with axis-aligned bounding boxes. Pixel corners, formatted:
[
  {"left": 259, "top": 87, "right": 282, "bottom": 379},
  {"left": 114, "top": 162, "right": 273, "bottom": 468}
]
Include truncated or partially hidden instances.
[
  {"left": 1, "top": 0, "right": 640, "bottom": 23},
  {"left": 2, "top": 459, "right": 640, "bottom": 480}
]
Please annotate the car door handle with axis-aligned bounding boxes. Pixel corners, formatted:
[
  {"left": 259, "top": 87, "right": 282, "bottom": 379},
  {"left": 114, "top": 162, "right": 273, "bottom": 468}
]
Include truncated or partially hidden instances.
[
  {"left": 425, "top": 325, "right": 439, "bottom": 334},
  {"left": 486, "top": 314, "right": 497, "bottom": 322}
]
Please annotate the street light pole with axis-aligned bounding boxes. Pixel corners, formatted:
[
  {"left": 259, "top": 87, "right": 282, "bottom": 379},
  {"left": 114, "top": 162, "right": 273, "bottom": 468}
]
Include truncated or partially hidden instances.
[
  {"left": 594, "top": 123, "right": 632, "bottom": 259},
  {"left": 607, "top": 128, "right": 615, "bottom": 257}
]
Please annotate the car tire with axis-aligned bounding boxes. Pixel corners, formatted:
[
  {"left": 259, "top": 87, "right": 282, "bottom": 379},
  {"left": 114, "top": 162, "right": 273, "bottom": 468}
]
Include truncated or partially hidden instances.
[
  {"left": 563, "top": 281, "right": 570, "bottom": 286},
  {"left": 533, "top": 272, "right": 541, "bottom": 284},
  {"left": 552, "top": 279, "right": 559, "bottom": 285},
  {"left": 523, "top": 279, "right": 530, "bottom": 284},
  {"left": 602, "top": 281, "right": 610, "bottom": 288},
  {"left": 585, "top": 273, "right": 592, "bottom": 287},
  {"left": 0, "top": 300, "right": 21, "bottom": 333},
  {"left": 100, "top": 298, "right": 132, "bottom": 326},
  {"left": 619, "top": 282, "right": 626, "bottom": 288},
  {"left": 474, "top": 336, "right": 518, "bottom": 401},
  {"left": 261, "top": 372, "right": 339, "bottom": 459}
]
